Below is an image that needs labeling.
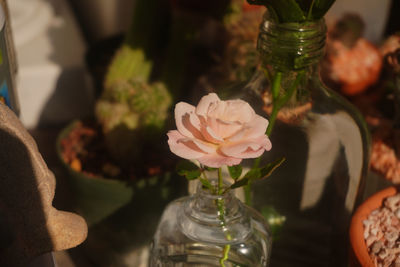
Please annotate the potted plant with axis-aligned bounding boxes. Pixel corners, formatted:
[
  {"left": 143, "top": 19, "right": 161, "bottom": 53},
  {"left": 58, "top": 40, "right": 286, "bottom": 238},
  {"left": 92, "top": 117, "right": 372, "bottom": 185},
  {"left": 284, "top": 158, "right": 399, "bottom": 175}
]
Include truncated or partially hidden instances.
[
  {"left": 346, "top": 38, "right": 400, "bottom": 267},
  {"left": 349, "top": 186, "right": 400, "bottom": 267}
]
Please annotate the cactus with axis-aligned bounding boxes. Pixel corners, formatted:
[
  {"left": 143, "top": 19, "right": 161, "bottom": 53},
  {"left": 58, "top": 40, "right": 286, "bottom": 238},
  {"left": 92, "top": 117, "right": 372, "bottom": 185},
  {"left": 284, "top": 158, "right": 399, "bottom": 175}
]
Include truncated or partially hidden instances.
[
  {"left": 96, "top": 79, "right": 171, "bottom": 165},
  {"left": 95, "top": 0, "right": 171, "bottom": 165}
]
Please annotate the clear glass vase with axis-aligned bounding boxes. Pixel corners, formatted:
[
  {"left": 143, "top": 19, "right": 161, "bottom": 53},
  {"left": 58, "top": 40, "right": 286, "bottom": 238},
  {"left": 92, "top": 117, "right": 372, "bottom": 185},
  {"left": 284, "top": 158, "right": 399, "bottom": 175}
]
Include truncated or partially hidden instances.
[
  {"left": 217, "top": 12, "right": 371, "bottom": 267},
  {"left": 149, "top": 181, "right": 272, "bottom": 267}
]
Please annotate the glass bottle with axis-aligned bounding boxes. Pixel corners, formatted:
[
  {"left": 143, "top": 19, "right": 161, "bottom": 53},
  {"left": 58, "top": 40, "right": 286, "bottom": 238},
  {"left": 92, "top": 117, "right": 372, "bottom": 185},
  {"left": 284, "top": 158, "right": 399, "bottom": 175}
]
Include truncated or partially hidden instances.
[
  {"left": 149, "top": 181, "right": 272, "bottom": 267},
  {"left": 223, "top": 12, "right": 371, "bottom": 267}
]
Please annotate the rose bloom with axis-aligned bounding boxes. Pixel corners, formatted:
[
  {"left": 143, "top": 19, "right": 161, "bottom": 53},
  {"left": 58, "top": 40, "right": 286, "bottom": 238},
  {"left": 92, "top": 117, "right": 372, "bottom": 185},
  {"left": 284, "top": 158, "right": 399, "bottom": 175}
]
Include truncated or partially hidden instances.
[{"left": 167, "top": 93, "right": 272, "bottom": 168}]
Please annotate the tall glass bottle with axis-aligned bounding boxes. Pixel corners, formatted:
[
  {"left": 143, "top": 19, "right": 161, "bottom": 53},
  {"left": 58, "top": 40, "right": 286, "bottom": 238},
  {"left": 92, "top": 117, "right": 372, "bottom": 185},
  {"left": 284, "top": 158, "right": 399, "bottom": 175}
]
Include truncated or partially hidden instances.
[{"left": 230, "top": 12, "right": 371, "bottom": 266}]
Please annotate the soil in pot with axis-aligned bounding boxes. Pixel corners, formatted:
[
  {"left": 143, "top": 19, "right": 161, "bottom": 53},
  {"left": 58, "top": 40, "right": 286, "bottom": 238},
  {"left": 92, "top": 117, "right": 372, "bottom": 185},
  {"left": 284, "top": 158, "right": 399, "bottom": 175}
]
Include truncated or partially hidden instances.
[{"left": 59, "top": 120, "right": 177, "bottom": 182}]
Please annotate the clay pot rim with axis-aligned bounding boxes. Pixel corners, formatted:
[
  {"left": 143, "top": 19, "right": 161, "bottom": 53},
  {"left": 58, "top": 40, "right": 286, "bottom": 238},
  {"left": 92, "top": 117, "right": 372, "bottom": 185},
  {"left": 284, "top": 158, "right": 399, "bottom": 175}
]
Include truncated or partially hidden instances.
[{"left": 349, "top": 186, "right": 399, "bottom": 267}]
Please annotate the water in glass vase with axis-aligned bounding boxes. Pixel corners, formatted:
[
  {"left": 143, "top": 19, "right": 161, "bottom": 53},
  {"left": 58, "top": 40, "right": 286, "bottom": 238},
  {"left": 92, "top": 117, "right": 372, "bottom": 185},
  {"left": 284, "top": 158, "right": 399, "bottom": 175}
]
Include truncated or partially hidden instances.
[{"left": 150, "top": 183, "right": 271, "bottom": 267}]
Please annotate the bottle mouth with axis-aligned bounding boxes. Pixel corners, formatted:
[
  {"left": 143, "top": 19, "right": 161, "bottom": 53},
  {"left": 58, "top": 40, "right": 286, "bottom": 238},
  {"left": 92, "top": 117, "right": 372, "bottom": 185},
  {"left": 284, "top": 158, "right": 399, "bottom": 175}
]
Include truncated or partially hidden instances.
[{"left": 257, "top": 11, "right": 327, "bottom": 70}]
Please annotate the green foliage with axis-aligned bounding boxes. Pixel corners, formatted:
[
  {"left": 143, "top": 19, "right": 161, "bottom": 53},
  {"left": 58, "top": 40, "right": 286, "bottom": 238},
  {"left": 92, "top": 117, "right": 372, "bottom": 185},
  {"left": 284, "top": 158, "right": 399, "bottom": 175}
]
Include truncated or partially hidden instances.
[
  {"left": 230, "top": 157, "right": 285, "bottom": 189},
  {"left": 230, "top": 177, "right": 250, "bottom": 189},
  {"left": 176, "top": 161, "right": 201, "bottom": 180},
  {"left": 246, "top": 0, "right": 335, "bottom": 22},
  {"left": 307, "top": 0, "right": 336, "bottom": 20},
  {"left": 199, "top": 177, "right": 214, "bottom": 191},
  {"left": 228, "top": 165, "right": 242, "bottom": 180},
  {"left": 259, "top": 157, "right": 286, "bottom": 178}
]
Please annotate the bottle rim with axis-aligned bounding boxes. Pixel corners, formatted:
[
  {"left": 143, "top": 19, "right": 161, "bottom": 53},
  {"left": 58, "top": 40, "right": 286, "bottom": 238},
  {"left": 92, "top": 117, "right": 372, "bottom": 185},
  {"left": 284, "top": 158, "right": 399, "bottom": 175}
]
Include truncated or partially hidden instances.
[{"left": 257, "top": 11, "right": 327, "bottom": 70}]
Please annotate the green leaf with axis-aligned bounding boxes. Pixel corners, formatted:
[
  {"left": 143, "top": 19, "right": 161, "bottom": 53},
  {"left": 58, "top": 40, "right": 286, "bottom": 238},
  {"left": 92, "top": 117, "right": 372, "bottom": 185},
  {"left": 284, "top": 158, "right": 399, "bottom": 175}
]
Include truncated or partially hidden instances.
[
  {"left": 243, "top": 168, "right": 262, "bottom": 180},
  {"left": 247, "top": 0, "right": 335, "bottom": 22},
  {"left": 228, "top": 165, "right": 242, "bottom": 180},
  {"left": 230, "top": 177, "right": 250, "bottom": 189},
  {"left": 241, "top": 157, "right": 285, "bottom": 183},
  {"left": 310, "top": 0, "right": 335, "bottom": 20},
  {"left": 176, "top": 161, "right": 201, "bottom": 180},
  {"left": 259, "top": 157, "right": 286, "bottom": 179},
  {"left": 199, "top": 178, "right": 213, "bottom": 191},
  {"left": 264, "top": 0, "right": 306, "bottom": 23}
]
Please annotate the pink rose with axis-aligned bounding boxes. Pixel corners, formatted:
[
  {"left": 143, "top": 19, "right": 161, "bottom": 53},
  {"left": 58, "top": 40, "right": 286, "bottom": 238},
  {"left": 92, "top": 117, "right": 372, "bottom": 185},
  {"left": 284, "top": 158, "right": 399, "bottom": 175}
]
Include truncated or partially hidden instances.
[{"left": 167, "top": 93, "right": 272, "bottom": 168}]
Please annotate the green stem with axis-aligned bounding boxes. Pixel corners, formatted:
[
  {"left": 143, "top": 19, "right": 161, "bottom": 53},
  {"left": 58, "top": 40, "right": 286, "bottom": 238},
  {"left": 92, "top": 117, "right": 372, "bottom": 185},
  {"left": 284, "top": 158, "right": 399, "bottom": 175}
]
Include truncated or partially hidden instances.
[
  {"left": 218, "top": 168, "right": 223, "bottom": 194},
  {"left": 266, "top": 104, "right": 279, "bottom": 136},
  {"left": 266, "top": 71, "right": 283, "bottom": 135},
  {"left": 271, "top": 72, "right": 282, "bottom": 99},
  {"left": 220, "top": 243, "right": 231, "bottom": 267},
  {"left": 277, "top": 70, "right": 305, "bottom": 107},
  {"left": 244, "top": 181, "right": 253, "bottom": 206},
  {"left": 216, "top": 167, "right": 231, "bottom": 267},
  {"left": 245, "top": 70, "right": 305, "bottom": 206},
  {"left": 245, "top": 71, "right": 283, "bottom": 204},
  {"left": 307, "top": 0, "right": 316, "bottom": 20}
]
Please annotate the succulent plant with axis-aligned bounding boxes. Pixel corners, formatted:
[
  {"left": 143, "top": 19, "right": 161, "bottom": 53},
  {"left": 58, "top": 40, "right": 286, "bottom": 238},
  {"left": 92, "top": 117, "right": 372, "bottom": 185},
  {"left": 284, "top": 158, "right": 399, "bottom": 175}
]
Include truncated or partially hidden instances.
[
  {"left": 96, "top": 78, "right": 171, "bottom": 165},
  {"left": 93, "top": 0, "right": 172, "bottom": 165}
]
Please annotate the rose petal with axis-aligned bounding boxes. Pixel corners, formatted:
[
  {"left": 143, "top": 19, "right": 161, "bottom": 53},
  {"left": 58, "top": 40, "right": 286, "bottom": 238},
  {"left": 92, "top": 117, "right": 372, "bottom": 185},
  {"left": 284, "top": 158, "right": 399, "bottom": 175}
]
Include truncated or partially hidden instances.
[
  {"left": 198, "top": 153, "right": 242, "bottom": 168},
  {"left": 220, "top": 135, "right": 271, "bottom": 159},
  {"left": 167, "top": 131, "right": 206, "bottom": 159},
  {"left": 190, "top": 138, "right": 217, "bottom": 154},
  {"left": 208, "top": 99, "right": 255, "bottom": 123},
  {"left": 200, "top": 125, "right": 224, "bottom": 144},
  {"left": 175, "top": 102, "right": 202, "bottom": 139},
  {"left": 228, "top": 115, "right": 269, "bottom": 142},
  {"left": 220, "top": 141, "right": 260, "bottom": 158},
  {"left": 196, "top": 93, "right": 220, "bottom": 117},
  {"left": 207, "top": 117, "right": 242, "bottom": 139}
]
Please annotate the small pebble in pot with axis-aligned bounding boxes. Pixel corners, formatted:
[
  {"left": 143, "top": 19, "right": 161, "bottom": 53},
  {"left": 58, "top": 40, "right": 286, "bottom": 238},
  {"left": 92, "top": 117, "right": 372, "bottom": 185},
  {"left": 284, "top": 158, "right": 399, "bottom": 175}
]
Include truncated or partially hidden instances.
[
  {"left": 371, "top": 241, "right": 383, "bottom": 254},
  {"left": 363, "top": 193, "right": 400, "bottom": 266},
  {"left": 395, "top": 208, "right": 400, "bottom": 219}
]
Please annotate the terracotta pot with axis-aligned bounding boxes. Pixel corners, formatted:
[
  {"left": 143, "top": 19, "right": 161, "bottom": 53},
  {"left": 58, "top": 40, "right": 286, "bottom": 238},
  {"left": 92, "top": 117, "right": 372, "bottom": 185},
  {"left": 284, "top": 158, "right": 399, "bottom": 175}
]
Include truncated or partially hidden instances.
[{"left": 349, "top": 186, "right": 398, "bottom": 267}]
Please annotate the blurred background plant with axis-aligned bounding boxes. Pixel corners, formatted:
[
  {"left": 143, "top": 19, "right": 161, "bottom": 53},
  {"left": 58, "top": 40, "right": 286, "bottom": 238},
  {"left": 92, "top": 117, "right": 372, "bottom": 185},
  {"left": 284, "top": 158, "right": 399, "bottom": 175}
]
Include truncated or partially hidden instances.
[{"left": 61, "top": 0, "right": 268, "bottom": 180}]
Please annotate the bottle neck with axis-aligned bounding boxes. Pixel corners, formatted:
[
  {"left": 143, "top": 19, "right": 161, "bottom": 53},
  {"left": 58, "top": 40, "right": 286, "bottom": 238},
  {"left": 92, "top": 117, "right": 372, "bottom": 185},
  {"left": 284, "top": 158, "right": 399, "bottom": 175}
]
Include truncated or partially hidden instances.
[
  {"left": 180, "top": 181, "right": 251, "bottom": 244},
  {"left": 188, "top": 183, "right": 239, "bottom": 223},
  {"left": 257, "top": 12, "right": 327, "bottom": 72},
  {"left": 248, "top": 12, "right": 327, "bottom": 117}
]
